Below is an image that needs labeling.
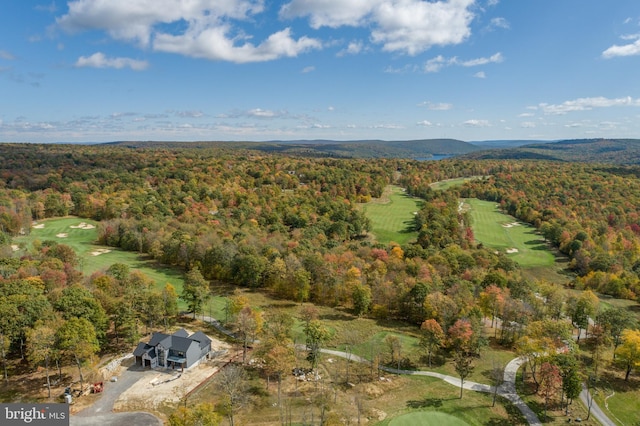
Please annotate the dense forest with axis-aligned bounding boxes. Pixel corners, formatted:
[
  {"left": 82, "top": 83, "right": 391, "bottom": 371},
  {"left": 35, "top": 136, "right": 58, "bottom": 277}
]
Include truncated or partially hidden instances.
[{"left": 1, "top": 142, "right": 640, "bottom": 424}]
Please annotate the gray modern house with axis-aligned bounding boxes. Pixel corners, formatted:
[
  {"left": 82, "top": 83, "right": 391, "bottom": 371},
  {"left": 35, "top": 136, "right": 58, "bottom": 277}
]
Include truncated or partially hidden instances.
[{"left": 133, "top": 328, "right": 212, "bottom": 370}]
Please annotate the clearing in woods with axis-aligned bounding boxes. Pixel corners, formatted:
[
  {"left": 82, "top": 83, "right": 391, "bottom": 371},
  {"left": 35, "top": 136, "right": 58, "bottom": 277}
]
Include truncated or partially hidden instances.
[
  {"left": 361, "top": 185, "right": 422, "bottom": 245},
  {"left": 461, "top": 198, "right": 556, "bottom": 269}
]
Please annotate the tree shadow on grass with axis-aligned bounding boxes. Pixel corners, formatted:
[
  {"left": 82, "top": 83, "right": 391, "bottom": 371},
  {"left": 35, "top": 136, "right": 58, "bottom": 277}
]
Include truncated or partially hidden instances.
[{"left": 406, "top": 397, "right": 444, "bottom": 409}]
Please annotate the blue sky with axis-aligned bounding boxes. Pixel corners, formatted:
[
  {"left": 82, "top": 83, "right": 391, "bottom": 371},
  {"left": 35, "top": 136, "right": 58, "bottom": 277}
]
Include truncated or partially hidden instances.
[{"left": 1, "top": 0, "right": 639, "bottom": 143}]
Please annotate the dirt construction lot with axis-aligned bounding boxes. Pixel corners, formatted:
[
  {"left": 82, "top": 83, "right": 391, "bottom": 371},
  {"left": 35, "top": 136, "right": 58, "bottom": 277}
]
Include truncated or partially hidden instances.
[
  {"left": 115, "top": 348, "right": 234, "bottom": 411},
  {"left": 72, "top": 335, "right": 233, "bottom": 424}
]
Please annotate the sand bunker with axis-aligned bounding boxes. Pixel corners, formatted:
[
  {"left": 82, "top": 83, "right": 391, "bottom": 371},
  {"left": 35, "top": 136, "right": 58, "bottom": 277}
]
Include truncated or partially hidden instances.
[
  {"left": 506, "top": 248, "right": 519, "bottom": 254},
  {"left": 70, "top": 222, "right": 96, "bottom": 230},
  {"left": 91, "top": 248, "right": 112, "bottom": 256},
  {"left": 502, "top": 222, "right": 520, "bottom": 228},
  {"left": 56, "top": 233, "right": 68, "bottom": 238},
  {"left": 32, "top": 223, "right": 45, "bottom": 229}
]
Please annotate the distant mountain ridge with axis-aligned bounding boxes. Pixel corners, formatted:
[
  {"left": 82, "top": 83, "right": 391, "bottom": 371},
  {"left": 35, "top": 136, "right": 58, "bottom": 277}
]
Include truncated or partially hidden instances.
[
  {"left": 463, "top": 138, "right": 640, "bottom": 164},
  {"left": 106, "top": 138, "right": 481, "bottom": 159}
]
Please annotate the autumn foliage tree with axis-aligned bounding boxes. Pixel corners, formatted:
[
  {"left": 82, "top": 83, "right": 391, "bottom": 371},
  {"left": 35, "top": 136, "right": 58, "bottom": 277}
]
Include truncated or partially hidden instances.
[
  {"left": 419, "top": 319, "right": 444, "bottom": 367},
  {"left": 538, "top": 362, "right": 562, "bottom": 418},
  {"left": 615, "top": 329, "right": 640, "bottom": 381}
]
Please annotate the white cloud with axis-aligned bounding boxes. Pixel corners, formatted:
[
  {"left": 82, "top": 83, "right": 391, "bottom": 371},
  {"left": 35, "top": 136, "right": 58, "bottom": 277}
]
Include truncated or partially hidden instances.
[
  {"left": 58, "top": 0, "right": 265, "bottom": 45},
  {"left": 424, "top": 55, "right": 448, "bottom": 72},
  {"left": 302, "top": 66, "right": 315, "bottom": 73},
  {"left": 248, "top": 108, "right": 279, "bottom": 118},
  {"left": 474, "top": 71, "right": 486, "bottom": 78},
  {"left": 338, "top": 40, "right": 364, "bottom": 56},
  {"left": 423, "top": 52, "right": 503, "bottom": 73},
  {"left": 464, "top": 119, "right": 490, "bottom": 127},
  {"left": 602, "top": 36, "right": 640, "bottom": 58},
  {"left": 154, "top": 26, "right": 322, "bottom": 63},
  {"left": 418, "top": 101, "right": 453, "bottom": 111},
  {"left": 459, "top": 52, "right": 503, "bottom": 67},
  {"left": 280, "top": 0, "right": 374, "bottom": 28},
  {"left": 75, "top": 52, "right": 149, "bottom": 70},
  {"left": 57, "top": 0, "right": 321, "bottom": 63},
  {"left": 518, "top": 112, "right": 534, "bottom": 117},
  {"left": 371, "top": 0, "right": 475, "bottom": 55},
  {"left": 540, "top": 96, "right": 640, "bottom": 114},
  {"left": 174, "top": 110, "right": 205, "bottom": 118},
  {"left": 35, "top": 2, "right": 58, "bottom": 13},
  {"left": 487, "top": 17, "right": 509, "bottom": 30},
  {"left": 620, "top": 33, "right": 640, "bottom": 41},
  {"left": 487, "top": 0, "right": 499, "bottom": 6},
  {"left": 281, "top": 0, "right": 476, "bottom": 55},
  {"left": 417, "top": 120, "right": 433, "bottom": 127},
  {"left": 520, "top": 122, "right": 536, "bottom": 128},
  {"left": 0, "top": 50, "right": 16, "bottom": 60}
]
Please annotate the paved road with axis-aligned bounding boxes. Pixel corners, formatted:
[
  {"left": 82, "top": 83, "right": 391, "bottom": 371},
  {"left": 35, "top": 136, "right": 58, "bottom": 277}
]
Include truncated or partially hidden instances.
[
  {"left": 579, "top": 384, "right": 617, "bottom": 426},
  {"left": 71, "top": 364, "right": 162, "bottom": 426}
]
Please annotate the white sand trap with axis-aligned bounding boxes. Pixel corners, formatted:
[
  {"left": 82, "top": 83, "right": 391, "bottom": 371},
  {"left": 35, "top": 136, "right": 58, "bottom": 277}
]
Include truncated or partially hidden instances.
[
  {"left": 70, "top": 222, "right": 96, "bottom": 230},
  {"left": 91, "top": 248, "right": 112, "bottom": 256},
  {"left": 56, "top": 233, "right": 68, "bottom": 238},
  {"left": 33, "top": 223, "right": 45, "bottom": 229},
  {"left": 11, "top": 245, "right": 19, "bottom": 252},
  {"left": 506, "top": 248, "right": 519, "bottom": 254},
  {"left": 502, "top": 222, "right": 521, "bottom": 228}
]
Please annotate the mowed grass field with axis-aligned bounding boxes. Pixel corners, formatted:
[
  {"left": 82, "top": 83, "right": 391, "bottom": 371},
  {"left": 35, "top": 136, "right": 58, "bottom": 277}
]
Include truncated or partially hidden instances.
[
  {"left": 14, "top": 217, "right": 187, "bottom": 308},
  {"left": 362, "top": 185, "right": 422, "bottom": 245},
  {"left": 388, "top": 411, "right": 470, "bottom": 426},
  {"left": 430, "top": 176, "right": 485, "bottom": 191},
  {"left": 463, "top": 198, "right": 555, "bottom": 268}
]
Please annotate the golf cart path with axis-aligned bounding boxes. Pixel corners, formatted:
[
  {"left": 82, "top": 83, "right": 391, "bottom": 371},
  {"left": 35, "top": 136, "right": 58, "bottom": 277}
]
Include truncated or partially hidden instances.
[
  {"left": 320, "top": 348, "right": 541, "bottom": 426},
  {"left": 202, "top": 314, "right": 615, "bottom": 426}
]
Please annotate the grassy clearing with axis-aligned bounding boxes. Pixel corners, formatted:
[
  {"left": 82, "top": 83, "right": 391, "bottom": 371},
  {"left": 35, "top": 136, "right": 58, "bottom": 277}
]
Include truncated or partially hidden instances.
[
  {"left": 361, "top": 185, "right": 422, "bottom": 245},
  {"left": 463, "top": 198, "right": 555, "bottom": 269},
  {"left": 430, "top": 176, "right": 485, "bottom": 191},
  {"left": 14, "top": 217, "right": 188, "bottom": 308},
  {"left": 388, "top": 411, "right": 470, "bottom": 426},
  {"left": 377, "top": 375, "right": 526, "bottom": 425}
]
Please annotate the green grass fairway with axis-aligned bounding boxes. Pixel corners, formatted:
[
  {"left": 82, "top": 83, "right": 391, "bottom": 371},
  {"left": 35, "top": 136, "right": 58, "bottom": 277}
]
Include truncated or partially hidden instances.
[
  {"left": 464, "top": 198, "right": 555, "bottom": 268},
  {"left": 14, "top": 217, "right": 187, "bottom": 308},
  {"left": 389, "top": 411, "right": 470, "bottom": 426},
  {"left": 430, "top": 176, "right": 484, "bottom": 191},
  {"left": 362, "top": 186, "right": 422, "bottom": 245}
]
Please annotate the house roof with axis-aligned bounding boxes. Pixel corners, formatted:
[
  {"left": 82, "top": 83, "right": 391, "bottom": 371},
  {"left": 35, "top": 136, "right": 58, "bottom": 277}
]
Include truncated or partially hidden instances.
[
  {"left": 133, "top": 343, "right": 157, "bottom": 359},
  {"left": 135, "top": 329, "right": 211, "bottom": 360},
  {"left": 148, "top": 332, "right": 171, "bottom": 347},
  {"left": 170, "top": 336, "right": 197, "bottom": 353},
  {"left": 189, "top": 331, "right": 211, "bottom": 349},
  {"left": 173, "top": 328, "right": 189, "bottom": 338},
  {"left": 133, "top": 342, "right": 150, "bottom": 357}
]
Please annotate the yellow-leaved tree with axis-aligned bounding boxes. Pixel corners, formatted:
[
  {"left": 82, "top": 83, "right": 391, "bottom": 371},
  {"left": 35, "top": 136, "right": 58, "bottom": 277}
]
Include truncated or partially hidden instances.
[{"left": 616, "top": 329, "right": 640, "bottom": 381}]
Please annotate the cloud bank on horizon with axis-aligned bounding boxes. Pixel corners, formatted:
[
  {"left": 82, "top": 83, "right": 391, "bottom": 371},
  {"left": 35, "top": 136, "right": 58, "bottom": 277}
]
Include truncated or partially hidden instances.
[{"left": 0, "top": 0, "right": 639, "bottom": 142}]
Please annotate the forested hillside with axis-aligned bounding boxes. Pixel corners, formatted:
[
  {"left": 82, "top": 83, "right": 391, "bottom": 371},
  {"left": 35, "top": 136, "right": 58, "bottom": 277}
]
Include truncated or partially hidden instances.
[
  {"left": 106, "top": 138, "right": 480, "bottom": 159},
  {"left": 465, "top": 138, "right": 640, "bottom": 164},
  {"left": 1, "top": 142, "right": 640, "bottom": 424}
]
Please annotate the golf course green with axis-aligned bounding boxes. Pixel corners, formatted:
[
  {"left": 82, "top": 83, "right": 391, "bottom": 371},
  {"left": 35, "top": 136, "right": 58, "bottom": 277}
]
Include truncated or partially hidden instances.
[
  {"left": 14, "top": 217, "right": 187, "bottom": 307},
  {"left": 361, "top": 186, "right": 421, "bottom": 245},
  {"left": 463, "top": 198, "right": 555, "bottom": 268},
  {"left": 388, "top": 411, "right": 470, "bottom": 426}
]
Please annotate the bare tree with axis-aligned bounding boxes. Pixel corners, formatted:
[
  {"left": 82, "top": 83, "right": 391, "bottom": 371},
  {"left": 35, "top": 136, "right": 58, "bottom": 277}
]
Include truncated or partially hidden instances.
[
  {"left": 490, "top": 359, "right": 505, "bottom": 407},
  {"left": 215, "top": 365, "right": 248, "bottom": 426}
]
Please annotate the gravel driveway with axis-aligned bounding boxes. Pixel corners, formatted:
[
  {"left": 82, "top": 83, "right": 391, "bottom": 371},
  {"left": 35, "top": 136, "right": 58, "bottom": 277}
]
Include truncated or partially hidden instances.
[{"left": 71, "top": 365, "right": 162, "bottom": 426}]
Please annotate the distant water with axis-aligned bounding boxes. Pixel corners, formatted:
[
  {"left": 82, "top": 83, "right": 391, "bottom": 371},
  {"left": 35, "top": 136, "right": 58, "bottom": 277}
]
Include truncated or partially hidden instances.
[{"left": 416, "top": 154, "right": 454, "bottom": 161}]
